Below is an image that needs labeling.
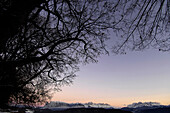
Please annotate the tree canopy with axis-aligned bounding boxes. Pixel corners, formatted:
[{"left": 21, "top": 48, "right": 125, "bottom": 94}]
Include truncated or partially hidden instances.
[
  {"left": 111, "top": 0, "right": 169, "bottom": 53},
  {"left": 0, "top": 0, "right": 169, "bottom": 108},
  {"left": 0, "top": 0, "right": 114, "bottom": 107}
]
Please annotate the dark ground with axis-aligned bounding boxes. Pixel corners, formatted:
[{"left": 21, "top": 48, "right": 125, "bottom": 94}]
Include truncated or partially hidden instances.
[{"left": 34, "top": 108, "right": 132, "bottom": 113}]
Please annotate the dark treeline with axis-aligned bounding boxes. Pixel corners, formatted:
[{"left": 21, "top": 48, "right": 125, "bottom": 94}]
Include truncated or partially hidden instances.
[{"left": 35, "top": 108, "right": 132, "bottom": 113}]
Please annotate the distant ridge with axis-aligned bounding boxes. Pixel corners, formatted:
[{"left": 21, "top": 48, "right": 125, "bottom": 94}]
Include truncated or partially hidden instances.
[
  {"left": 122, "top": 102, "right": 170, "bottom": 113},
  {"left": 43, "top": 101, "right": 113, "bottom": 109},
  {"left": 127, "top": 102, "right": 161, "bottom": 108}
]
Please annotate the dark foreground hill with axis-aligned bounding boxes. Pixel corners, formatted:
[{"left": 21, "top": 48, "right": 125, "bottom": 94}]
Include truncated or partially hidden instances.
[
  {"left": 35, "top": 108, "right": 132, "bottom": 113},
  {"left": 135, "top": 107, "right": 170, "bottom": 113},
  {"left": 122, "top": 106, "right": 170, "bottom": 113}
]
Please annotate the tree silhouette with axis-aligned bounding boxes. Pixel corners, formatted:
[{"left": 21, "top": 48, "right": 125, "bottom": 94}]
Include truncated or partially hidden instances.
[
  {"left": 0, "top": 0, "right": 169, "bottom": 108},
  {"left": 111, "top": 0, "right": 169, "bottom": 53},
  {"left": 0, "top": 0, "right": 115, "bottom": 107}
]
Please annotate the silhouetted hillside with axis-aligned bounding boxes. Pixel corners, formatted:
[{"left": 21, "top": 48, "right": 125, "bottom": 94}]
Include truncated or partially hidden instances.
[
  {"left": 35, "top": 108, "right": 132, "bottom": 113},
  {"left": 121, "top": 105, "right": 170, "bottom": 113},
  {"left": 135, "top": 107, "right": 170, "bottom": 113}
]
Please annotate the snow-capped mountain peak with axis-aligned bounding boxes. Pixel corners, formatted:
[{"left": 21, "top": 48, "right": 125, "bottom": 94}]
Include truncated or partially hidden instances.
[
  {"left": 84, "top": 102, "right": 112, "bottom": 108},
  {"left": 127, "top": 102, "right": 161, "bottom": 108},
  {"left": 43, "top": 101, "right": 113, "bottom": 109}
]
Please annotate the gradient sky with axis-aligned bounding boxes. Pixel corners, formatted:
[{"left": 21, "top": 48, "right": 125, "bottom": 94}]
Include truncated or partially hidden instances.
[{"left": 52, "top": 49, "right": 170, "bottom": 107}]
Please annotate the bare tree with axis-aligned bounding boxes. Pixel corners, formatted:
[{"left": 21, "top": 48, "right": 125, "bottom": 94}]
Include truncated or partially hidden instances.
[
  {"left": 0, "top": 0, "right": 46, "bottom": 52},
  {"left": 0, "top": 0, "right": 116, "bottom": 108},
  {"left": 111, "top": 0, "right": 170, "bottom": 53}
]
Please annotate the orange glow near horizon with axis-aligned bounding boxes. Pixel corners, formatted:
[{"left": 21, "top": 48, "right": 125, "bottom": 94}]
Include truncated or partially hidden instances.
[
  {"left": 51, "top": 86, "right": 170, "bottom": 107},
  {"left": 52, "top": 95, "right": 170, "bottom": 107},
  {"left": 51, "top": 50, "right": 170, "bottom": 107}
]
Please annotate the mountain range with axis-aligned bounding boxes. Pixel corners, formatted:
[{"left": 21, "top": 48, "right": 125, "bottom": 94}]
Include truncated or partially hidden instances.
[
  {"left": 121, "top": 102, "right": 170, "bottom": 113},
  {"left": 43, "top": 101, "right": 170, "bottom": 113},
  {"left": 2, "top": 101, "right": 169, "bottom": 113},
  {"left": 43, "top": 101, "right": 113, "bottom": 109}
]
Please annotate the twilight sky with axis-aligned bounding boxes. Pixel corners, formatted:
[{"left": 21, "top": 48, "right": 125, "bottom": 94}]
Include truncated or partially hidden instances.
[{"left": 52, "top": 49, "right": 170, "bottom": 107}]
